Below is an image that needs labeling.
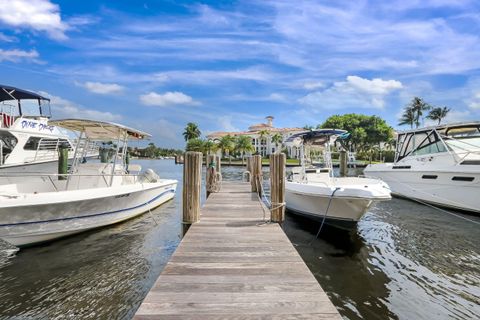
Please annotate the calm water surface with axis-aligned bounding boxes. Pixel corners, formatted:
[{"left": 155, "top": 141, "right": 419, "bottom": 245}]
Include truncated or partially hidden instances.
[{"left": 0, "top": 160, "right": 479, "bottom": 320}]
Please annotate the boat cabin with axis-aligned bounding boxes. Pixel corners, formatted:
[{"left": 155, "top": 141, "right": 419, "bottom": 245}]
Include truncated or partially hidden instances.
[
  {"left": 0, "top": 85, "right": 89, "bottom": 168},
  {"left": 394, "top": 122, "right": 480, "bottom": 163},
  {"left": 1, "top": 84, "right": 51, "bottom": 126}
]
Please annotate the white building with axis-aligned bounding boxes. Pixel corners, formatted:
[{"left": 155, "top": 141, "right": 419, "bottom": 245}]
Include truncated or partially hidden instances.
[{"left": 206, "top": 116, "right": 304, "bottom": 158}]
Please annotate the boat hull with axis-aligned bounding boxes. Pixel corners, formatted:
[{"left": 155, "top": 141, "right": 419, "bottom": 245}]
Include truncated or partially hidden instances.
[
  {"left": 285, "top": 187, "right": 375, "bottom": 229},
  {"left": 365, "top": 164, "right": 480, "bottom": 214},
  {"left": 0, "top": 181, "right": 177, "bottom": 247}
]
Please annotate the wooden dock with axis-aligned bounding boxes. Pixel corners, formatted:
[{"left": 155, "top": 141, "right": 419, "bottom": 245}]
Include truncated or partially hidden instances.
[{"left": 134, "top": 182, "right": 341, "bottom": 319}]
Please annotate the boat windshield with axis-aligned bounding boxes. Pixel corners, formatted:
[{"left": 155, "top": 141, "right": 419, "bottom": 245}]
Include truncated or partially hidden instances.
[
  {"left": 442, "top": 125, "right": 480, "bottom": 152},
  {"left": 396, "top": 130, "right": 448, "bottom": 161}
]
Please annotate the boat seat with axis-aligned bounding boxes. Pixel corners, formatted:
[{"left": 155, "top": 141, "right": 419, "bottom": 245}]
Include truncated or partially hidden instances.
[{"left": 128, "top": 164, "right": 142, "bottom": 172}]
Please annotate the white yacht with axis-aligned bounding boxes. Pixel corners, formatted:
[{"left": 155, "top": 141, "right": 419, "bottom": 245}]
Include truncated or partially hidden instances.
[
  {"left": 0, "top": 85, "right": 97, "bottom": 172},
  {"left": 285, "top": 129, "right": 391, "bottom": 229},
  {"left": 365, "top": 122, "right": 480, "bottom": 214},
  {"left": 0, "top": 119, "right": 177, "bottom": 247}
]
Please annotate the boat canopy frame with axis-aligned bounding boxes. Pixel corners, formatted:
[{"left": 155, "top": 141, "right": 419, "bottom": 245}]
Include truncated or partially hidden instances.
[
  {"left": 50, "top": 119, "right": 151, "bottom": 187},
  {"left": 0, "top": 84, "right": 51, "bottom": 118},
  {"left": 286, "top": 129, "right": 349, "bottom": 182}
]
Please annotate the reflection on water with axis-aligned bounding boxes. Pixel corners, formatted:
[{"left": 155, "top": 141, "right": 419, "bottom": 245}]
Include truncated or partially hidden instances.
[
  {"left": 0, "top": 160, "right": 183, "bottom": 320},
  {"left": 283, "top": 198, "right": 480, "bottom": 320},
  {"left": 0, "top": 162, "right": 479, "bottom": 320}
]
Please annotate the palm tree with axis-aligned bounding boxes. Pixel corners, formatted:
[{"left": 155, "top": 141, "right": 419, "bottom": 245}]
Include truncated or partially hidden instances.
[
  {"left": 185, "top": 138, "right": 205, "bottom": 152},
  {"left": 183, "top": 122, "right": 201, "bottom": 141},
  {"left": 271, "top": 133, "right": 283, "bottom": 153},
  {"left": 218, "top": 135, "right": 235, "bottom": 165},
  {"left": 398, "top": 107, "right": 415, "bottom": 128},
  {"left": 235, "top": 135, "right": 255, "bottom": 165},
  {"left": 427, "top": 106, "right": 450, "bottom": 125},
  {"left": 257, "top": 129, "right": 270, "bottom": 156},
  {"left": 203, "top": 140, "right": 218, "bottom": 155},
  {"left": 408, "top": 97, "right": 431, "bottom": 128}
]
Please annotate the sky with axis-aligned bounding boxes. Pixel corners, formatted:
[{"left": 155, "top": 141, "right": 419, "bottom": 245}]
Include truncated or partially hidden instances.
[{"left": 1, "top": 0, "right": 480, "bottom": 148}]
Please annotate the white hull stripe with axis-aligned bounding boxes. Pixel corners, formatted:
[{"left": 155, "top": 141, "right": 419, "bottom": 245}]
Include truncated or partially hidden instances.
[{"left": 0, "top": 189, "right": 175, "bottom": 227}]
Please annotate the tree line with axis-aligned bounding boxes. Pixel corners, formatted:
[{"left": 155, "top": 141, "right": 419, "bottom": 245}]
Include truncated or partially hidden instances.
[
  {"left": 129, "top": 143, "right": 183, "bottom": 158},
  {"left": 183, "top": 122, "right": 257, "bottom": 164},
  {"left": 182, "top": 98, "right": 453, "bottom": 164}
]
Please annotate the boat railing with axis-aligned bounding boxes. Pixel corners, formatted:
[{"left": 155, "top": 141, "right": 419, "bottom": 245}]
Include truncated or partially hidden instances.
[
  {"left": 24, "top": 139, "right": 99, "bottom": 163},
  {"left": 0, "top": 103, "right": 16, "bottom": 128},
  {"left": 72, "top": 139, "right": 99, "bottom": 156},
  {"left": 0, "top": 172, "right": 145, "bottom": 192}
]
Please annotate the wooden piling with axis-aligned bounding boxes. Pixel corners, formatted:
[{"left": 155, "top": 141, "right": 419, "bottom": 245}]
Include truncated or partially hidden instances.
[
  {"left": 175, "top": 154, "right": 184, "bottom": 164},
  {"left": 206, "top": 154, "right": 221, "bottom": 198},
  {"left": 251, "top": 155, "right": 262, "bottom": 195},
  {"left": 339, "top": 150, "right": 347, "bottom": 177},
  {"left": 270, "top": 153, "right": 286, "bottom": 223},
  {"left": 182, "top": 151, "right": 202, "bottom": 233},
  {"left": 58, "top": 143, "right": 69, "bottom": 180},
  {"left": 246, "top": 156, "right": 252, "bottom": 182}
]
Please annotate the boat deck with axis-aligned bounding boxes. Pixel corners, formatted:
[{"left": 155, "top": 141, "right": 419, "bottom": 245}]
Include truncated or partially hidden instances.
[{"left": 134, "top": 181, "right": 341, "bottom": 319}]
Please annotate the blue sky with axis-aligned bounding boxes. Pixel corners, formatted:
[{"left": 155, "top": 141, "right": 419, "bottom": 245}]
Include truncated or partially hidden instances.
[{"left": 1, "top": 0, "right": 480, "bottom": 148}]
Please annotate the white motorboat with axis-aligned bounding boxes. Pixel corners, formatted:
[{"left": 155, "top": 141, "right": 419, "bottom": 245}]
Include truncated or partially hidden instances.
[
  {"left": 364, "top": 122, "right": 480, "bottom": 214},
  {"left": 285, "top": 129, "right": 391, "bottom": 229},
  {"left": 0, "top": 119, "right": 177, "bottom": 247},
  {"left": 0, "top": 85, "right": 98, "bottom": 173}
]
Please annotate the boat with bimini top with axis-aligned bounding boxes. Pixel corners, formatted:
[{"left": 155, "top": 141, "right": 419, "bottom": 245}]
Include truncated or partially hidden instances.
[
  {"left": 285, "top": 129, "right": 391, "bottom": 229},
  {"left": 0, "top": 85, "right": 97, "bottom": 173},
  {"left": 0, "top": 119, "right": 177, "bottom": 247}
]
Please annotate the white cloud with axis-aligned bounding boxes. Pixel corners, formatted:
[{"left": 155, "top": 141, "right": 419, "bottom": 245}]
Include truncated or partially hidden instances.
[
  {"left": 267, "top": 93, "right": 288, "bottom": 102},
  {"left": 153, "top": 66, "right": 277, "bottom": 84},
  {"left": 218, "top": 115, "right": 239, "bottom": 132},
  {"left": 79, "top": 81, "right": 125, "bottom": 95},
  {"left": 299, "top": 75, "right": 403, "bottom": 110},
  {"left": 269, "top": 1, "right": 480, "bottom": 75},
  {"left": 66, "top": 15, "right": 99, "bottom": 27},
  {"left": 0, "top": 48, "right": 39, "bottom": 62},
  {"left": 39, "top": 91, "right": 122, "bottom": 122},
  {"left": 303, "top": 81, "right": 324, "bottom": 90},
  {"left": 443, "top": 110, "right": 472, "bottom": 123},
  {"left": 139, "top": 91, "right": 200, "bottom": 107},
  {"left": 0, "top": 32, "right": 17, "bottom": 42},
  {"left": 467, "top": 90, "right": 480, "bottom": 109},
  {"left": 229, "top": 92, "right": 289, "bottom": 103},
  {"left": 0, "top": 0, "right": 67, "bottom": 40},
  {"left": 346, "top": 76, "right": 403, "bottom": 95}
]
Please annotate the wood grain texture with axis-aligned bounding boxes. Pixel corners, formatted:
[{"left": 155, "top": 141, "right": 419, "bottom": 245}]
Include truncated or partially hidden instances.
[
  {"left": 270, "top": 153, "right": 286, "bottom": 222},
  {"left": 182, "top": 152, "right": 202, "bottom": 224},
  {"left": 134, "top": 182, "right": 341, "bottom": 319}
]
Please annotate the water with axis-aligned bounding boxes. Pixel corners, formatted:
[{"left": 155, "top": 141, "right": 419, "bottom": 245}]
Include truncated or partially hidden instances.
[{"left": 0, "top": 161, "right": 479, "bottom": 319}]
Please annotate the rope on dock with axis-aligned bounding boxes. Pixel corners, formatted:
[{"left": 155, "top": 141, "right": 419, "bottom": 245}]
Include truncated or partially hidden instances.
[{"left": 254, "top": 175, "right": 286, "bottom": 222}]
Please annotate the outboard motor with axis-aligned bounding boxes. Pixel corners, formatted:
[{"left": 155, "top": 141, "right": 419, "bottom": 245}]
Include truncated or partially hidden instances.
[{"left": 141, "top": 169, "right": 160, "bottom": 183}]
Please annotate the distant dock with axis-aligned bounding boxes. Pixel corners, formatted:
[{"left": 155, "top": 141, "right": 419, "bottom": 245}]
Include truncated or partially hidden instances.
[{"left": 134, "top": 153, "right": 341, "bottom": 319}]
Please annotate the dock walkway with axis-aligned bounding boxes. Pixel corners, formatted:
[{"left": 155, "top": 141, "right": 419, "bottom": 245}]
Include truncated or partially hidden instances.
[{"left": 134, "top": 181, "right": 341, "bottom": 319}]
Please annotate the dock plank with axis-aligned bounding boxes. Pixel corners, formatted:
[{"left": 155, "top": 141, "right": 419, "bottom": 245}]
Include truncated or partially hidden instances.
[{"left": 134, "top": 182, "right": 341, "bottom": 319}]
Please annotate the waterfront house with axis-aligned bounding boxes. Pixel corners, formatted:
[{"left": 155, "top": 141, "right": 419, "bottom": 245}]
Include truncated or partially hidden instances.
[{"left": 206, "top": 116, "right": 304, "bottom": 158}]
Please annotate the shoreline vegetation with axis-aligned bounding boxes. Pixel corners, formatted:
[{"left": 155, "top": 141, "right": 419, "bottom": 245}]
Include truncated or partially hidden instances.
[
  {"left": 182, "top": 115, "right": 396, "bottom": 164},
  {"left": 134, "top": 102, "right": 452, "bottom": 164}
]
